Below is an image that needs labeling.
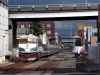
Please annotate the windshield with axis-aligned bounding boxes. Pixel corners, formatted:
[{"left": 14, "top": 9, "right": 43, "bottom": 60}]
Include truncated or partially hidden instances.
[
  {"left": 28, "top": 38, "right": 37, "bottom": 43},
  {"left": 19, "top": 47, "right": 25, "bottom": 52},
  {"left": 19, "top": 38, "right": 37, "bottom": 44},
  {"left": 19, "top": 39, "right": 27, "bottom": 44}
]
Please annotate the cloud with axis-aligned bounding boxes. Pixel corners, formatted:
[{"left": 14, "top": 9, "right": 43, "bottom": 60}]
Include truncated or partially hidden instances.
[
  {"left": 54, "top": 21, "right": 77, "bottom": 30},
  {"left": 54, "top": 19, "right": 96, "bottom": 32},
  {"left": 54, "top": 20, "right": 97, "bottom": 36},
  {"left": 55, "top": 21, "right": 73, "bottom": 30}
]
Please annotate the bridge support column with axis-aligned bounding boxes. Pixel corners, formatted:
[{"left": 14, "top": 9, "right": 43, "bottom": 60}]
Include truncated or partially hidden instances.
[
  {"left": 8, "top": 19, "right": 15, "bottom": 58},
  {"left": 12, "top": 21, "right": 17, "bottom": 48},
  {"left": 97, "top": 14, "right": 100, "bottom": 64}
]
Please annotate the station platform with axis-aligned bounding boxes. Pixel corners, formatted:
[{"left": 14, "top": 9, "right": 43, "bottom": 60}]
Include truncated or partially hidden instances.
[{"left": 0, "top": 60, "right": 14, "bottom": 67}]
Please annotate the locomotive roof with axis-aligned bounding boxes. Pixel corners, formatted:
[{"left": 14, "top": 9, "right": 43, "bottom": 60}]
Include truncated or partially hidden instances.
[{"left": 20, "top": 34, "right": 39, "bottom": 39}]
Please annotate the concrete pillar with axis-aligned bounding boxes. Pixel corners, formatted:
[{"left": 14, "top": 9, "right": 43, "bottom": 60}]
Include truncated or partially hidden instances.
[
  {"left": 12, "top": 21, "right": 17, "bottom": 48},
  {"left": 97, "top": 20, "right": 100, "bottom": 42},
  {"left": 97, "top": 19, "right": 100, "bottom": 64},
  {"left": 13, "top": 29, "right": 17, "bottom": 48},
  {"left": 8, "top": 19, "right": 13, "bottom": 51}
]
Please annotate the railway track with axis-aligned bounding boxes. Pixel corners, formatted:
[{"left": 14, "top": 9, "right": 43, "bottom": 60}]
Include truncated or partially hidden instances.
[
  {"left": 1, "top": 62, "right": 33, "bottom": 71},
  {"left": 39, "top": 60, "right": 60, "bottom": 75},
  {"left": 39, "top": 60, "right": 60, "bottom": 68},
  {"left": 19, "top": 60, "right": 61, "bottom": 75}
]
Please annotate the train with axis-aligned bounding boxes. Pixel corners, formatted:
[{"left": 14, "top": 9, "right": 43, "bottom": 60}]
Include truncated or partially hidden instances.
[{"left": 18, "top": 34, "right": 61, "bottom": 61}]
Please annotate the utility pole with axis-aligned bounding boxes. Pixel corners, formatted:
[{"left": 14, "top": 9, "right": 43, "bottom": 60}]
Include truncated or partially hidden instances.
[{"left": 70, "top": 24, "right": 72, "bottom": 37}]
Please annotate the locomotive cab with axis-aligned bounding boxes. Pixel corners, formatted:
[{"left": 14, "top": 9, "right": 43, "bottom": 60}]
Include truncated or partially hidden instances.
[{"left": 18, "top": 34, "right": 38, "bottom": 61}]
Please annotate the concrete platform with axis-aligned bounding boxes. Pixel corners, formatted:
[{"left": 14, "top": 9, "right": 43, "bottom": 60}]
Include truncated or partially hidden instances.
[{"left": 0, "top": 61, "right": 14, "bottom": 67}]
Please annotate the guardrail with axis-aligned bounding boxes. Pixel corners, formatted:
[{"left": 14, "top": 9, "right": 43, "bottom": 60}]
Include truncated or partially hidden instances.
[{"left": 8, "top": 3, "right": 99, "bottom": 9}]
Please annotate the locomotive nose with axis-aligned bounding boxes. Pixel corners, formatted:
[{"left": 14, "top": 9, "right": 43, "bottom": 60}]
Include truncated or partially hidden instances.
[{"left": 25, "top": 55, "right": 29, "bottom": 58}]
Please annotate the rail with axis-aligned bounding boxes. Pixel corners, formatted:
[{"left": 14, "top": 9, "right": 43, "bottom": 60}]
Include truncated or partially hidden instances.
[{"left": 8, "top": 3, "right": 99, "bottom": 9}]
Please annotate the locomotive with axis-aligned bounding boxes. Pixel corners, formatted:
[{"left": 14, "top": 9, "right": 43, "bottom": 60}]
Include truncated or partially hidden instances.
[{"left": 18, "top": 34, "right": 61, "bottom": 61}]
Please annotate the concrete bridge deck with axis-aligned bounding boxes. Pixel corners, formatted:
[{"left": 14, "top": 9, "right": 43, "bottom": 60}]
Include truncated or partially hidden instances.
[{"left": 9, "top": 3, "right": 98, "bottom": 13}]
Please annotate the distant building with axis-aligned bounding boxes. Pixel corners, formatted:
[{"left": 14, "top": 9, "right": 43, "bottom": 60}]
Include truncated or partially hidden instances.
[
  {"left": 86, "top": 27, "right": 97, "bottom": 50},
  {"left": 77, "top": 29, "right": 83, "bottom": 37},
  {"left": 17, "top": 22, "right": 31, "bottom": 38},
  {"left": 41, "top": 21, "right": 55, "bottom": 39},
  {"left": 17, "top": 22, "right": 31, "bottom": 28},
  {"left": 17, "top": 21, "right": 55, "bottom": 44},
  {"left": 41, "top": 21, "right": 55, "bottom": 44},
  {"left": 61, "top": 37, "right": 76, "bottom": 49},
  {"left": 82, "top": 25, "right": 92, "bottom": 49},
  {"left": 90, "top": 36, "right": 97, "bottom": 46},
  {"left": 76, "top": 23, "right": 92, "bottom": 49},
  {"left": 76, "top": 22, "right": 86, "bottom": 36},
  {"left": 86, "top": 28, "right": 97, "bottom": 45}
]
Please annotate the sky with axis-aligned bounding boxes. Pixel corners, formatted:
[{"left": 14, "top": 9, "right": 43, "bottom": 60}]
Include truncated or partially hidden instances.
[
  {"left": 55, "top": 20, "right": 97, "bottom": 36},
  {"left": 9, "top": 0, "right": 98, "bottom": 36}
]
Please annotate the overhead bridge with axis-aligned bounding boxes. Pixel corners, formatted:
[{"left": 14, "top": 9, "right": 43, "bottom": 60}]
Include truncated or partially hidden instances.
[
  {"left": 9, "top": 11, "right": 98, "bottom": 20},
  {"left": 9, "top": 3, "right": 99, "bottom": 20}
]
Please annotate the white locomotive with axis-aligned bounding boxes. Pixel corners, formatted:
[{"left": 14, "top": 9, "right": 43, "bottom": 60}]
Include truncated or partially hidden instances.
[{"left": 18, "top": 34, "right": 60, "bottom": 61}]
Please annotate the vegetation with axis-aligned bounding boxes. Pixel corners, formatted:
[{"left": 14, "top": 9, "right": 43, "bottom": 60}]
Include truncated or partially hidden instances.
[
  {"left": 58, "top": 35, "right": 62, "bottom": 42},
  {"left": 28, "top": 21, "right": 44, "bottom": 36}
]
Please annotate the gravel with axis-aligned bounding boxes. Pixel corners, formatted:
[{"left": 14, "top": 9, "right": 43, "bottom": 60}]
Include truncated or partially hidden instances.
[
  {"left": 0, "top": 61, "right": 14, "bottom": 67},
  {"left": 57, "top": 60, "right": 76, "bottom": 68},
  {"left": 22, "top": 61, "right": 48, "bottom": 68}
]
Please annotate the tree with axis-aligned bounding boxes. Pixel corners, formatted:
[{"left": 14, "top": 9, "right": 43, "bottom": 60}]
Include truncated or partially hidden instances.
[
  {"left": 58, "top": 35, "right": 62, "bottom": 42},
  {"left": 28, "top": 21, "right": 44, "bottom": 36}
]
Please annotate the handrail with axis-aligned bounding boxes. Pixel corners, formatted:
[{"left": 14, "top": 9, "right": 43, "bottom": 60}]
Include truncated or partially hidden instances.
[{"left": 8, "top": 3, "right": 99, "bottom": 8}]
